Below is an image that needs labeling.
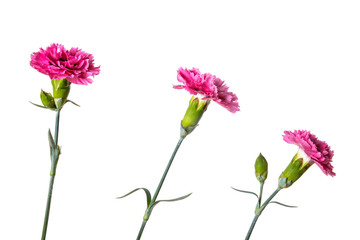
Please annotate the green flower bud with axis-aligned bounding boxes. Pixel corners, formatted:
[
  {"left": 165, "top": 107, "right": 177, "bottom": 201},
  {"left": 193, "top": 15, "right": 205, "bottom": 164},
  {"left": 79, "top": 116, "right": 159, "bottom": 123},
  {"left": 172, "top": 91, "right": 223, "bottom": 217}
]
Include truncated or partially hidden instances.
[
  {"left": 51, "top": 78, "right": 71, "bottom": 99},
  {"left": 180, "top": 96, "right": 210, "bottom": 138},
  {"left": 40, "top": 89, "right": 56, "bottom": 108},
  {"left": 255, "top": 153, "right": 268, "bottom": 183},
  {"left": 278, "top": 150, "right": 313, "bottom": 189}
]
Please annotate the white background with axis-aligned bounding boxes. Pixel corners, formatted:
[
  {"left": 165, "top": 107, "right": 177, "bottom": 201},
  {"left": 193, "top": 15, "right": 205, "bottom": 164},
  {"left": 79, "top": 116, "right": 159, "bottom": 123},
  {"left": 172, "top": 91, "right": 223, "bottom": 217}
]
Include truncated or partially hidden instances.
[{"left": 0, "top": 0, "right": 359, "bottom": 239}]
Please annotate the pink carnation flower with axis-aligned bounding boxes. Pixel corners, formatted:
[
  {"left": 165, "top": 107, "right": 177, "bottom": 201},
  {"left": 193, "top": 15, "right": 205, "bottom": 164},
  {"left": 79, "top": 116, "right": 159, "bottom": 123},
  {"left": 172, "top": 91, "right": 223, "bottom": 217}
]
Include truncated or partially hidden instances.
[
  {"left": 283, "top": 130, "right": 335, "bottom": 176},
  {"left": 174, "top": 67, "right": 239, "bottom": 113},
  {"left": 30, "top": 43, "right": 100, "bottom": 85}
]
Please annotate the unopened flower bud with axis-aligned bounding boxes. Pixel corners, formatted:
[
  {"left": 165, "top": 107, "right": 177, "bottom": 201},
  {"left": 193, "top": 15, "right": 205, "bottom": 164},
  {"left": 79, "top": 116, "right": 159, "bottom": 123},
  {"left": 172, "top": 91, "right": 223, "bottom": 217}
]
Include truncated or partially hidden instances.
[
  {"left": 255, "top": 153, "right": 268, "bottom": 183},
  {"left": 278, "top": 150, "right": 313, "bottom": 189},
  {"left": 40, "top": 89, "right": 56, "bottom": 108},
  {"left": 180, "top": 96, "right": 210, "bottom": 138}
]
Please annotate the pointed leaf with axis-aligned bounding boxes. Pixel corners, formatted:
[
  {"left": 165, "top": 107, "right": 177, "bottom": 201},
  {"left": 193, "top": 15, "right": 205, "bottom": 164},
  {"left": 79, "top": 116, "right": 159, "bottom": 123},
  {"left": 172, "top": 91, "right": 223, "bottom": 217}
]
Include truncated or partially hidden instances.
[
  {"left": 48, "top": 129, "right": 56, "bottom": 162},
  {"left": 117, "top": 188, "right": 152, "bottom": 208},
  {"left": 231, "top": 187, "right": 258, "bottom": 198},
  {"left": 66, "top": 100, "right": 80, "bottom": 107},
  {"left": 270, "top": 201, "right": 298, "bottom": 208},
  {"left": 48, "top": 129, "right": 55, "bottom": 150},
  {"left": 149, "top": 193, "right": 192, "bottom": 212},
  {"left": 29, "top": 101, "right": 56, "bottom": 111},
  {"left": 55, "top": 145, "right": 61, "bottom": 163}
]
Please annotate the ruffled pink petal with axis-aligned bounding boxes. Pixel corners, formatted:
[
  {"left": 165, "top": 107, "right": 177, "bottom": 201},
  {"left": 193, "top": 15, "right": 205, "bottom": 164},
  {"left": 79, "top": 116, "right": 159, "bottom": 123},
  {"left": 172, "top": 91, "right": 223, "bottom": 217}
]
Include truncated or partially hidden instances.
[
  {"left": 173, "top": 67, "right": 239, "bottom": 113},
  {"left": 212, "top": 77, "right": 239, "bottom": 113},
  {"left": 283, "top": 130, "right": 335, "bottom": 176},
  {"left": 30, "top": 43, "right": 100, "bottom": 85}
]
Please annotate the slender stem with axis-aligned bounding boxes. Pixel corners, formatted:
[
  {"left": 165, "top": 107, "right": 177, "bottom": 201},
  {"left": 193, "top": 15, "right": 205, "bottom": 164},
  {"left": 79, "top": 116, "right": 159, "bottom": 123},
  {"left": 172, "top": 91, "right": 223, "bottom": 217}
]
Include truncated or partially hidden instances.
[
  {"left": 41, "top": 110, "right": 61, "bottom": 240},
  {"left": 136, "top": 220, "right": 148, "bottom": 240},
  {"left": 136, "top": 137, "right": 184, "bottom": 239},
  {"left": 245, "top": 187, "right": 281, "bottom": 240},
  {"left": 245, "top": 214, "right": 259, "bottom": 240},
  {"left": 257, "top": 183, "right": 264, "bottom": 209},
  {"left": 41, "top": 175, "right": 55, "bottom": 240},
  {"left": 151, "top": 137, "right": 184, "bottom": 204},
  {"left": 259, "top": 187, "right": 281, "bottom": 214},
  {"left": 53, "top": 111, "right": 60, "bottom": 146}
]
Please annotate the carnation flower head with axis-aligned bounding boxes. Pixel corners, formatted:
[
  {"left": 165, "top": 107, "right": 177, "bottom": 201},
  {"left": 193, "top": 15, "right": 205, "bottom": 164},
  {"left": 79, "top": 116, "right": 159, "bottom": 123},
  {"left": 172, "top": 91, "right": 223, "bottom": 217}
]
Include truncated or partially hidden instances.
[
  {"left": 283, "top": 130, "right": 335, "bottom": 176},
  {"left": 174, "top": 67, "right": 239, "bottom": 113},
  {"left": 30, "top": 43, "right": 100, "bottom": 85}
]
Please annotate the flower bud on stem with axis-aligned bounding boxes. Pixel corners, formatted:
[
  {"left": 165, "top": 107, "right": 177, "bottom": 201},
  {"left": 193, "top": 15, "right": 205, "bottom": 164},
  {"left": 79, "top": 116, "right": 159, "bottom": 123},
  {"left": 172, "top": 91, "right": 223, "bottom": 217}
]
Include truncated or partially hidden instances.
[
  {"left": 255, "top": 153, "right": 268, "bottom": 183},
  {"left": 40, "top": 90, "right": 56, "bottom": 108},
  {"left": 253, "top": 153, "right": 268, "bottom": 211}
]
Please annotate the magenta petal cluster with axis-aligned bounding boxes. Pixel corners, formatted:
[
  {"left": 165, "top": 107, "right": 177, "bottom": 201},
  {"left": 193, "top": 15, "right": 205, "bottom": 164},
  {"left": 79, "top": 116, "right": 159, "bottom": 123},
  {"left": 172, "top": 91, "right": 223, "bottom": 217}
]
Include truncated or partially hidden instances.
[
  {"left": 30, "top": 43, "right": 100, "bottom": 85},
  {"left": 283, "top": 130, "right": 335, "bottom": 176},
  {"left": 174, "top": 67, "right": 239, "bottom": 113}
]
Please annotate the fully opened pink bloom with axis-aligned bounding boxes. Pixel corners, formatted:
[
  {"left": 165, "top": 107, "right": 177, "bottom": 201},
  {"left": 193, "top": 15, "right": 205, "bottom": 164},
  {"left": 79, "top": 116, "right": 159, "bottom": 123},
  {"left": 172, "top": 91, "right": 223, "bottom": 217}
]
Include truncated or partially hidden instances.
[
  {"left": 283, "top": 130, "right": 335, "bottom": 176},
  {"left": 30, "top": 43, "right": 100, "bottom": 85},
  {"left": 174, "top": 67, "right": 239, "bottom": 113}
]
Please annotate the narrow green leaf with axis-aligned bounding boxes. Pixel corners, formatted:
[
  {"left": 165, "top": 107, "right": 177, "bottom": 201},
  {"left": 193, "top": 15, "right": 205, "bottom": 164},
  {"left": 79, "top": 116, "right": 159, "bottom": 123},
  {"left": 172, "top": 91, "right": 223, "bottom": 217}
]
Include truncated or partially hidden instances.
[
  {"left": 29, "top": 101, "right": 56, "bottom": 111},
  {"left": 155, "top": 193, "right": 192, "bottom": 203},
  {"left": 149, "top": 193, "right": 192, "bottom": 212},
  {"left": 231, "top": 187, "right": 258, "bottom": 198},
  {"left": 270, "top": 201, "right": 297, "bottom": 208},
  {"left": 117, "top": 188, "right": 152, "bottom": 208},
  {"left": 48, "top": 129, "right": 55, "bottom": 150},
  {"left": 30, "top": 101, "right": 46, "bottom": 108},
  {"left": 66, "top": 100, "right": 80, "bottom": 107},
  {"left": 55, "top": 145, "right": 61, "bottom": 163}
]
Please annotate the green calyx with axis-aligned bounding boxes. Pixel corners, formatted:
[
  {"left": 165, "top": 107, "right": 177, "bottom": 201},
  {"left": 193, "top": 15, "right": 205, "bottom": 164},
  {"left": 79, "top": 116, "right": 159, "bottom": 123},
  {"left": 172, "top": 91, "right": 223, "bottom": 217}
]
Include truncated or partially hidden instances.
[
  {"left": 278, "top": 151, "right": 313, "bottom": 188},
  {"left": 180, "top": 96, "right": 210, "bottom": 138},
  {"left": 51, "top": 79, "right": 71, "bottom": 109},
  {"left": 255, "top": 153, "right": 268, "bottom": 183},
  {"left": 52, "top": 78, "right": 71, "bottom": 99}
]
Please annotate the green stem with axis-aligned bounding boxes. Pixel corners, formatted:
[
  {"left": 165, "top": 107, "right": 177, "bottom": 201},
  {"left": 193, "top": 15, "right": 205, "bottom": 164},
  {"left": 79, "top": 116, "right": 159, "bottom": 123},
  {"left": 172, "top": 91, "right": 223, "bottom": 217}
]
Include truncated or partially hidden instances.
[
  {"left": 259, "top": 187, "right": 281, "bottom": 214},
  {"left": 245, "top": 214, "right": 260, "bottom": 240},
  {"left": 53, "top": 111, "right": 60, "bottom": 146},
  {"left": 256, "top": 182, "right": 264, "bottom": 210},
  {"left": 136, "top": 220, "right": 148, "bottom": 240},
  {"left": 245, "top": 187, "right": 281, "bottom": 240},
  {"left": 151, "top": 138, "right": 184, "bottom": 203},
  {"left": 136, "top": 137, "right": 184, "bottom": 239},
  {"left": 41, "top": 175, "right": 55, "bottom": 240},
  {"left": 41, "top": 110, "right": 61, "bottom": 240}
]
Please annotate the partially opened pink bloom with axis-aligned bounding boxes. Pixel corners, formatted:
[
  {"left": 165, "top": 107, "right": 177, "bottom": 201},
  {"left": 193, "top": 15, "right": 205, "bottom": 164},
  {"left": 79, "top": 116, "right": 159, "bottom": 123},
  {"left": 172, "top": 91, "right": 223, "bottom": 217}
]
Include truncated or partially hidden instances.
[
  {"left": 174, "top": 67, "right": 239, "bottom": 113},
  {"left": 283, "top": 130, "right": 335, "bottom": 176},
  {"left": 30, "top": 43, "right": 100, "bottom": 85}
]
